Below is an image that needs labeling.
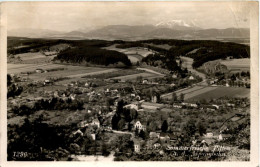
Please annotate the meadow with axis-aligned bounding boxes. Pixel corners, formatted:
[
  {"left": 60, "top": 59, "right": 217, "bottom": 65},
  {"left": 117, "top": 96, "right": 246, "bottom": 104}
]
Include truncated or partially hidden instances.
[
  {"left": 162, "top": 85, "right": 249, "bottom": 102},
  {"left": 8, "top": 63, "right": 118, "bottom": 81},
  {"left": 220, "top": 58, "right": 250, "bottom": 73}
]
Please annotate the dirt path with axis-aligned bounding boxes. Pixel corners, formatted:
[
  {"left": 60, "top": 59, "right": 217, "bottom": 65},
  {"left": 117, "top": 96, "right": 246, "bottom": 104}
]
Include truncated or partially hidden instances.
[
  {"left": 67, "top": 69, "right": 118, "bottom": 78},
  {"left": 180, "top": 56, "right": 206, "bottom": 80},
  {"left": 136, "top": 67, "right": 165, "bottom": 76}
]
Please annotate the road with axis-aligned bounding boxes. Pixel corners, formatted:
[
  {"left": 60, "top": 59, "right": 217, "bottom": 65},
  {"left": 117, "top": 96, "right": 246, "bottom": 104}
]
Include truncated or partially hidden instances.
[
  {"left": 180, "top": 56, "right": 206, "bottom": 81},
  {"left": 136, "top": 67, "right": 165, "bottom": 76},
  {"left": 161, "top": 56, "right": 208, "bottom": 99}
]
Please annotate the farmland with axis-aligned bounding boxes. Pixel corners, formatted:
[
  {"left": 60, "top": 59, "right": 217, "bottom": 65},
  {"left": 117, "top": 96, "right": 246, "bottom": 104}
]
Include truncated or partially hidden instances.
[
  {"left": 162, "top": 85, "right": 250, "bottom": 102},
  {"left": 104, "top": 44, "right": 155, "bottom": 64},
  {"left": 8, "top": 52, "right": 57, "bottom": 64},
  {"left": 8, "top": 63, "right": 118, "bottom": 81},
  {"left": 109, "top": 72, "right": 162, "bottom": 81},
  {"left": 186, "top": 86, "right": 250, "bottom": 102},
  {"left": 145, "top": 43, "right": 173, "bottom": 50},
  {"left": 220, "top": 58, "right": 250, "bottom": 73}
]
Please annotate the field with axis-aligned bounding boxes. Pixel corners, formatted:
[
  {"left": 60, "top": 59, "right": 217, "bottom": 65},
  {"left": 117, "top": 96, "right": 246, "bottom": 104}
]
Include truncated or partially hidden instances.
[
  {"left": 104, "top": 44, "right": 155, "bottom": 64},
  {"left": 8, "top": 52, "right": 57, "bottom": 64},
  {"left": 186, "top": 86, "right": 250, "bottom": 102},
  {"left": 110, "top": 72, "right": 162, "bottom": 81},
  {"left": 145, "top": 43, "right": 173, "bottom": 50},
  {"left": 220, "top": 58, "right": 250, "bottom": 72},
  {"left": 8, "top": 63, "right": 118, "bottom": 81},
  {"left": 162, "top": 85, "right": 250, "bottom": 102}
]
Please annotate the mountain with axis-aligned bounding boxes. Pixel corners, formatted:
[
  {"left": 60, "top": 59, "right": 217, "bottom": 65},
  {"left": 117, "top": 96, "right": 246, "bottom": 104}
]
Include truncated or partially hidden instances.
[
  {"left": 8, "top": 28, "right": 64, "bottom": 38},
  {"left": 8, "top": 24, "right": 250, "bottom": 42},
  {"left": 155, "top": 20, "right": 201, "bottom": 30},
  {"left": 85, "top": 25, "right": 157, "bottom": 40}
]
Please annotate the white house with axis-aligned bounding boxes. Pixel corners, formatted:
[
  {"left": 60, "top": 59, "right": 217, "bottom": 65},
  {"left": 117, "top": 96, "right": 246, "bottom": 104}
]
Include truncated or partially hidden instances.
[
  {"left": 189, "top": 76, "right": 195, "bottom": 80},
  {"left": 134, "top": 121, "right": 145, "bottom": 131},
  {"left": 133, "top": 140, "right": 141, "bottom": 153},
  {"left": 91, "top": 133, "right": 96, "bottom": 140},
  {"left": 212, "top": 104, "right": 220, "bottom": 110},
  {"left": 124, "top": 104, "right": 139, "bottom": 110},
  {"left": 172, "top": 74, "right": 178, "bottom": 79},
  {"left": 91, "top": 119, "right": 100, "bottom": 128},
  {"left": 205, "top": 132, "right": 214, "bottom": 138},
  {"left": 170, "top": 83, "right": 176, "bottom": 87},
  {"left": 73, "top": 129, "right": 83, "bottom": 136},
  {"left": 78, "top": 120, "right": 89, "bottom": 128},
  {"left": 153, "top": 143, "right": 161, "bottom": 149}
]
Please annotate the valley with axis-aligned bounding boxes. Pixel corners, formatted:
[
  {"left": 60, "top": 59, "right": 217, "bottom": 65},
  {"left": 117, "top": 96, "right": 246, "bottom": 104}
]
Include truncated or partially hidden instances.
[{"left": 7, "top": 37, "right": 250, "bottom": 161}]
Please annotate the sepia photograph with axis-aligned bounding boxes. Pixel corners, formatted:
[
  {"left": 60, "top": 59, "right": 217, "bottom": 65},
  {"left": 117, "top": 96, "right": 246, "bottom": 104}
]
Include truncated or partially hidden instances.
[{"left": 0, "top": 1, "right": 258, "bottom": 164}]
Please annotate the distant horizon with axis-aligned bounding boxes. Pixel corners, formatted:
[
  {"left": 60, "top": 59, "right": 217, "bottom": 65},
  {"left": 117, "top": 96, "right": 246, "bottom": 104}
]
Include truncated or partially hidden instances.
[
  {"left": 8, "top": 25, "right": 251, "bottom": 34},
  {"left": 6, "top": 1, "right": 251, "bottom": 33}
]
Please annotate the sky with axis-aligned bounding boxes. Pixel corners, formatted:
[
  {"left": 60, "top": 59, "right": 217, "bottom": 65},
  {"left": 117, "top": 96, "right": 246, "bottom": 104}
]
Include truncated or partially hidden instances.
[{"left": 6, "top": 1, "right": 251, "bottom": 32}]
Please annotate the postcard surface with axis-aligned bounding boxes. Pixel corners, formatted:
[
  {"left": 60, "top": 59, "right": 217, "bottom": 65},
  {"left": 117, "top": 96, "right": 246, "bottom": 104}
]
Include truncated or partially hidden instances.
[{"left": 0, "top": 1, "right": 258, "bottom": 167}]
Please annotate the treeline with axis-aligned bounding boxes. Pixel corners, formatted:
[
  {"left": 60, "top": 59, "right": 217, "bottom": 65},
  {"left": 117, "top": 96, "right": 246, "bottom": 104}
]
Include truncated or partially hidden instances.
[
  {"left": 141, "top": 53, "right": 182, "bottom": 72},
  {"left": 7, "top": 74, "right": 23, "bottom": 98},
  {"left": 114, "top": 39, "right": 250, "bottom": 69},
  {"left": 54, "top": 46, "right": 132, "bottom": 66},
  {"left": 12, "top": 97, "right": 84, "bottom": 116},
  {"left": 7, "top": 37, "right": 114, "bottom": 55},
  {"left": 8, "top": 116, "right": 73, "bottom": 160}
]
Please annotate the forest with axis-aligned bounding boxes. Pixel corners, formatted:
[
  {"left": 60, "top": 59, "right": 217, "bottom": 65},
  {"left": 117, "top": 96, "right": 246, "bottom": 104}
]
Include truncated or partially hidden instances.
[
  {"left": 54, "top": 46, "right": 132, "bottom": 66},
  {"left": 8, "top": 37, "right": 249, "bottom": 68}
]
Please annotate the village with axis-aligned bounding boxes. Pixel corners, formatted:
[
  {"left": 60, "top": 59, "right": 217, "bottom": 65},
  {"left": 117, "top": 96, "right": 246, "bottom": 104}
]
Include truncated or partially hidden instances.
[{"left": 7, "top": 66, "right": 250, "bottom": 160}]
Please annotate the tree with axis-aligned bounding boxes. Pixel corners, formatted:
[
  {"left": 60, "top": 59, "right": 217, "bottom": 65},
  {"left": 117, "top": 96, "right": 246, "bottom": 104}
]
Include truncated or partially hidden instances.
[
  {"left": 112, "top": 114, "right": 120, "bottom": 130},
  {"left": 171, "top": 93, "right": 178, "bottom": 103},
  {"left": 161, "top": 120, "right": 168, "bottom": 132},
  {"left": 197, "top": 121, "right": 207, "bottom": 136},
  {"left": 184, "top": 119, "right": 197, "bottom": 137},
  {"left": 180, "top": 93, "right": 185, "bottom": 102},
  {"left": 136, "top": 76, "right": 143, "bottom": 83},
  {"left": 139, "top": 130, "right": 148, "bottom": 140}
]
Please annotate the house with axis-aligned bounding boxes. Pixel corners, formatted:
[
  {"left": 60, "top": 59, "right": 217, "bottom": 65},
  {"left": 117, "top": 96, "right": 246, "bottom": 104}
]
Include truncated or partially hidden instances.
[
  {"left": 73, "top": 129, "right": 83, "bottom": 136},
  {"left": 159, "top": 133, "right": 170, "bottom": 143},
  {"left": 149, "top": 132, "right": 160, "bottom": 139},
  {"left": 78, "top": 120, "right": 89, "bottom": 128},
  {"left": 151, "top": 95, "right": 158, "bottom": 103},
  {"left": 212, "top": 104, "right": 220, "bottom": 110},
  {"left": 153, "top": 143, "right": 161, "bottom": 149},
  {"left": 124, "top": 104, "right": 139, "bottom": 110},
  {"left": 172, "top": 74, "right": 177, "bottom": 79},
  {"left": 133, "top": 139, "right": 141, "bottom": 153},
  {"left": 218, "top": 134, "right": 232, "bottom": 141},
  {"left": 189, "top": 76, "right": 195, "bottom": 80},
  {"left": 91, "top": 119, "right": 100, "bottom": 128},
  {"left": 205, "top": 132, "right": 214, "bottom": 138},
  {"left": 69, "top": 94, "right": 76, "bottom": 100},
  {"left": 142, "top": 79, "right": 149, "bottom": 84},
  {"left": 85, "top": 82, "right": 89, "bottom": 87},
  {"left": 35, "top": 68, "right": 44, "bottom": 73},
  {"left": 90, "top": 133, "right": 96, "bottom": 140},
  {"left": 170, "top": 83, "right": 176, "bottom": 87},
  {"left": 226, "top": 83, "right": 230, "bottom": 87},
  {"left": 44, "top": 80, "right": 52, "bottom": 85},
  {"left": 173, "top": 104, "right": 182, "bottom": 109},
  {"left": 130, "top": 94, "right": 136, "bottom": 97},
  {"left": 227, "top": 103, "right": 235, "bottom": 107},
  {"left": 134, "top": 121, "right": 145, "bottom": 131}
]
